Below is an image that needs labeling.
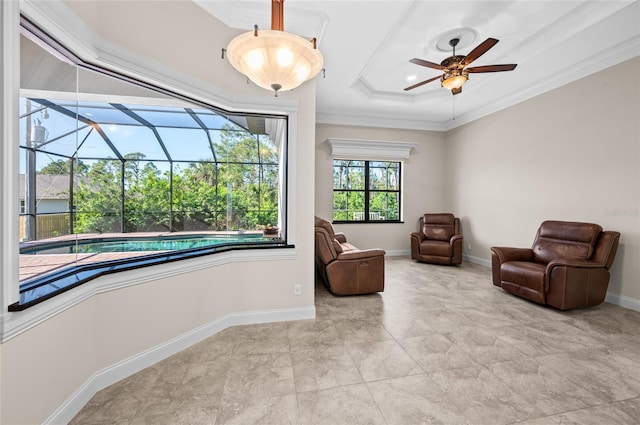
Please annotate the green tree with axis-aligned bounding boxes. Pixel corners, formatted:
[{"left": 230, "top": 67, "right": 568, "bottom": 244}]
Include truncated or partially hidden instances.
[
  {"left": 72, "top": 127, "right": 280, "bottom": 234},
  {"left": 39, "top": 158, "right": 88, "bottom": 175},
  {"left": 74, "top": 159, "right": 122, "bottom": 233}
]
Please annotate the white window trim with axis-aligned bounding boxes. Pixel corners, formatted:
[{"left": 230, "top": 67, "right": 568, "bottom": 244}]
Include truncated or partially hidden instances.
[
  {"left": 1, "top": 0, "right": 301, "bottom": 341},
  {"left": 1, "top": 0, "right": 21, "bottom": 316}
]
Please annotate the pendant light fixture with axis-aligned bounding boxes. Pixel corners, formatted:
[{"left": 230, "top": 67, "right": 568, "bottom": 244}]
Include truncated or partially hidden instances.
[{"left": 225, "top": 0, "right": 324, "bottom": 96}]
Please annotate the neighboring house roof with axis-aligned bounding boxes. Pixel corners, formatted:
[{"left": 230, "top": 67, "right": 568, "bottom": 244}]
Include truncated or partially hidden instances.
[{"left": 19, "top": 174, "right": 89, "bottom": 200}]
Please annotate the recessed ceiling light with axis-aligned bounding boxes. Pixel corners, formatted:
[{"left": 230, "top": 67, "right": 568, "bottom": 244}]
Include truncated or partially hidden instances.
[{"left": 406, "top": 75, "right": 417, "bottom": 82}]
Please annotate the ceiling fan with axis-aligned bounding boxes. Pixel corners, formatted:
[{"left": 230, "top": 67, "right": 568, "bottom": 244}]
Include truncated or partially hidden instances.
[{"left": 404, "top": 37, "right": 517, "bottom": 95}]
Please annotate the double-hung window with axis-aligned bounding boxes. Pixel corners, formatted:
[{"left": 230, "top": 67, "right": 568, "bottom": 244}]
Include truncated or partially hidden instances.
[{"left": 332, "top": 160, "right": 401, "bottom": 222}]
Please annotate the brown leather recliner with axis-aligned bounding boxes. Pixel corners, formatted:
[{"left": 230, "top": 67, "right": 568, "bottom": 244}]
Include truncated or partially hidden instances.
[
  {"left": 491, "top": 220, "right": 620, "bottom": 310},
  {"left": 410, "top": 213, "right": 463, "bottom": 265},
  {"left": 314, "top": 216, "right": 385, "bottom": 295}
]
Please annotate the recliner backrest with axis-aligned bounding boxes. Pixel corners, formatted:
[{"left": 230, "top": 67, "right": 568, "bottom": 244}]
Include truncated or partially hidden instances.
[
  {"left": 591, "top": 231, "right": 621, "bottom": 270},
  {"left": 532, "top": 220, "right": 602, "bottom": 264},
  {"left": 315, "top": 216, "right": 336, "bottom": 239},
  {"left": 315, "top": 227, "right": 338, "bottom": 265},
  {"left": 422, "top": 213, "right": 456, "bottom": 241}
]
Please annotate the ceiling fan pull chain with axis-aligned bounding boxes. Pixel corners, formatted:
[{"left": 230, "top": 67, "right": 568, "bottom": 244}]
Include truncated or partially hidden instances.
[{"left": 452, "top": 95, "right": 456, "bottom": 121}]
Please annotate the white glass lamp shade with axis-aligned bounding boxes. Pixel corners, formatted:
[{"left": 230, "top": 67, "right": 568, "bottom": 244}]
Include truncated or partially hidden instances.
[
  {"left": 441, "top": 71, "right": 468, "bottom": 90},
  {"left": 226, "top": 30, "right": 324, "bottom": 93}
]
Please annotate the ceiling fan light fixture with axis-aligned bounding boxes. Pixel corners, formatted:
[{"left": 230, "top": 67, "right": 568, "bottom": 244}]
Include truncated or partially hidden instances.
[
  {"left": 226, "top": 0, "right": 323, "bottom": 96},
  {"left": 441, "top": 71, "right": 468, "bottom": 90}
]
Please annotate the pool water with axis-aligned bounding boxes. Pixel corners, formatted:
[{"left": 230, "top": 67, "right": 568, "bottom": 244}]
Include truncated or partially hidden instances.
[{"left": 21, "top": 234, "right": 268, "bottom": 255}]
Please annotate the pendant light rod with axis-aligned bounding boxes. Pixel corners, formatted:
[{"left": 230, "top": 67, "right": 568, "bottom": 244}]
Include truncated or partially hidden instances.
[{"left": 271, "top": 0, "right": 284, "bottom": 31}]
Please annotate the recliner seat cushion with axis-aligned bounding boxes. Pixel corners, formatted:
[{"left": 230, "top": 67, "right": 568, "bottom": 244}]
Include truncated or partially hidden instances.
[
  {"left": 419, "top": 240, "right": 452, "bottom": 257},
  {"left": 501, "top": 261, "right": 546, "bottom": 292}
]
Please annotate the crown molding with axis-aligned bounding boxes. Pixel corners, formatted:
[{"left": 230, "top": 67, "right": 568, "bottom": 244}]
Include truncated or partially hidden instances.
[
  {"left": 326, "top": 138, "right": 417, "bottom": 161},
  {"left": 317, "top": 110, "right": 446, "bottom": 132}
]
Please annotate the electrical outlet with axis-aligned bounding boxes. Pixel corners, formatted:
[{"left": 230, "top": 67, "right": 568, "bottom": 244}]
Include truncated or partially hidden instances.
[
  {"left": 467, "top": 242, "right": 472, "bottom": 251},
  {"left": 294, "top": 284, "right": 301, "bottom": 296}
]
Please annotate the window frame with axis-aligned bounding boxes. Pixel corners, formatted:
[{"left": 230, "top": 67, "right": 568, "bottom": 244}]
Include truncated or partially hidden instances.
[
  {"left": 3, "top": 14, "right": 298, "bottom": 315},
  {"left": 332, "top": 159, "right": 402, "bottom": 224}
]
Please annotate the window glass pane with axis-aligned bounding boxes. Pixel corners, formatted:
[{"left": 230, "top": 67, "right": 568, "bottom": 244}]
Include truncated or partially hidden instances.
[
  {"left": 192, "top": 109, "right": 245, "bottom": 131},
  {"left": 215, "top": 130, "right": 259, "bottom": 163},
  {"left": 369, "top": 192, "right": 400, "bottom": 220},
  {"left": 78, "top": 102, "right": 141, "bottom": 125},
  {"left": 106, "top": 125, "right": 168, "bottom": 161},
  {"left": 225, "top": 163, "right": 261, "bottom": 230},
  {"left": 369, "top": 161, "right": 399, "bottom": 191},
  {"left": 347, "top": 192, "right": 365, "bottom": 220},
  {"left": 158, "top": 127, "right": 213, "bottom": 161},
  {"left": 35, "top": 126, "right": 92, "bottom": 158},
  {"left": 21, "top": 99, "right": 78, "bottom": 149},
  {"left": 123, "top": 160, "right": 170, "bottom": 232},
  {"left": 74, "top": 159, "right": 123, "bottom": 233},
  {"left": 259, "top": 164, "right": 279, "bottom": 226},
  {"left": 333, "top": 191, "right": 348, "bottom": 221},
  {"left": 333, "top": 160, "right": 365, "bottom": 191},
  {"left": 35, "top": 153, "right": 72, "bottom": 239},
  {"left": 76, "top": 128, "right": 119, "bottom": 160},
  {"left": 131, "top": 107, "right": 199, "bottom": 128},
  {"left": 173, "top": 162, "right": 223, "bottom": 232}
]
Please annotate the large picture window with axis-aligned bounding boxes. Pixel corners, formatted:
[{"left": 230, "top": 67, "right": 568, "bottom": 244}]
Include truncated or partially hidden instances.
[
  {"left": 15, "top": 22, "right": 289, "bottom": 310},
  {"left": 332, "top": 159, "right": 401, "bottom": 222}
]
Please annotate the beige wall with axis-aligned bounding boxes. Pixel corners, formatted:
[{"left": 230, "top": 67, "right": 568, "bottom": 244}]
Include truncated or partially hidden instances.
[
  {"left": 315, "top": 124, "right": 446, "bottom": 252},
  {"left": 2, "top": 2, "right": 316, "bottom": 424},
  {"left": 445, "top": 57, "right": 640, "bottom": 302},
  {"left": 2, "top": 258, "right": 314, "bottom": 424}
]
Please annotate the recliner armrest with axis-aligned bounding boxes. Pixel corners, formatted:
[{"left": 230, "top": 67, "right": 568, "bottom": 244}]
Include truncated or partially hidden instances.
[
  {"left": 491, "top": 247, "right": 534, "bottom": 263},
  {"left": 335, "top": 232, "right": 347, "bottom": 243},
  {"left": 410, "top": 232, "right": 426, "bottom": 243},
  {"left": 546, "top": 258, "right": 606, "bottom": 271},
  {"left": 337, "top": 249, "right": 385, "bottom": 260},
  {"left": 450, "top": 234, "right": 463, "bottom": 244},
  {"left": 544, "top": 259, "right": 609, "bottom": 293}
]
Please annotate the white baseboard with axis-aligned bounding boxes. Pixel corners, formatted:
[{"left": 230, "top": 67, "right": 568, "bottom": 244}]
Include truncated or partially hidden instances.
[
  {"left": 605, "top": 292, "right": 640, "bottom": 312},
  {"left": 463, "top": 253, "right": 491, "bottom": 267},
  {"left": 462, "top": 254, "right": 640, "bottom": 313},
  {"left": 43, "top": 305, "right": 316, "bottom": 425},
  {"left": 385, "top": 249, "right": 410, "bottom": 257}
]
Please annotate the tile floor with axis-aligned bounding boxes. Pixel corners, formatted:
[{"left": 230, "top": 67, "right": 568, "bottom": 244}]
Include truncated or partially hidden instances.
[{"left": 70, "top": 257, "right": 640, "bottom": 425}]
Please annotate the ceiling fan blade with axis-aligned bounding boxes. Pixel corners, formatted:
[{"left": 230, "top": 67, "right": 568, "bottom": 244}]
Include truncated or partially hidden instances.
[
  {"left": 409, "top": 58, "right": 445, "bottom": 70},
  {"left": 403, "top": 75, "right": 441, "bottom": 91},
  {"left": 452, "top": 87, "right": 462, "bottom": 95},
  {"left": 461, "top": 38, "right": 499, "bottom": 66},
  {"left": 466, "top": 64, "right": 518, "bottom": 73}
]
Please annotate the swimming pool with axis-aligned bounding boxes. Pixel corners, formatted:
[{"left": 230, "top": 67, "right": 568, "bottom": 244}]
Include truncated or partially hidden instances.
[{"left": 20, "top": 233, "right": 269, "bottom": 255}]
